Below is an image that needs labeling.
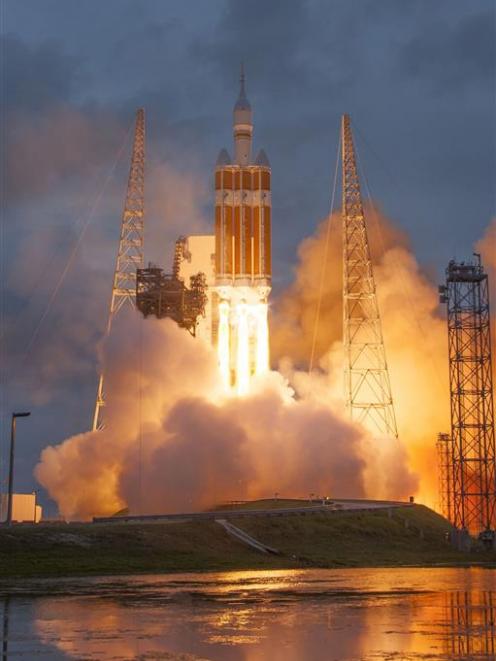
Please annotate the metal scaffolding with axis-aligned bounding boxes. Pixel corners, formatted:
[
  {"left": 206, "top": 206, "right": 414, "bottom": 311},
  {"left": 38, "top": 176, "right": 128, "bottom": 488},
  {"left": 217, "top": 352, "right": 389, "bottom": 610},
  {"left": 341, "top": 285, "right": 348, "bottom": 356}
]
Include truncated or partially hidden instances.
[
  {"left": 436, "top": 432, "right": 453, "bottom": 522},
  {"left": 439, "top": 255, "right": 496, "bottom": 534},
  {"left": 341, "top": 114, "right": 398, "bottom": 438},
  {"left": 136, "top": 265, "right": 207, "bottom": 335},
  {"left": 172, "top": 236, "right": 189, "bottom": 280},
  {"left": 92, "top": 108, "right": 145, "bottom": 431}
]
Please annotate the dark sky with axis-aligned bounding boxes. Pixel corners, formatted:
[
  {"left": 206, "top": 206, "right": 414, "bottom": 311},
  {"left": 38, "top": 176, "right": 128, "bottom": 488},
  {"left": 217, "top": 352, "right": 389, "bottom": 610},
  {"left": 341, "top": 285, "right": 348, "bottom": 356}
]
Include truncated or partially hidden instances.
[{"left": 1, "top": 0, "right": 495, "bottom": 512}]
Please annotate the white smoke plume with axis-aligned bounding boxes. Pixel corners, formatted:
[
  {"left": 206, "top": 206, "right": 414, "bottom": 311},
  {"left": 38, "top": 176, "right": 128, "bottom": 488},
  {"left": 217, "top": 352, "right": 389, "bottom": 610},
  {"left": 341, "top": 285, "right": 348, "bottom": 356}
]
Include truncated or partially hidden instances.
[
  {"left": 35, "top": 306, "right": 418, "bottom": 520},
  {"left": 271, "top": 208, "right": 496, "bottom": 509}
]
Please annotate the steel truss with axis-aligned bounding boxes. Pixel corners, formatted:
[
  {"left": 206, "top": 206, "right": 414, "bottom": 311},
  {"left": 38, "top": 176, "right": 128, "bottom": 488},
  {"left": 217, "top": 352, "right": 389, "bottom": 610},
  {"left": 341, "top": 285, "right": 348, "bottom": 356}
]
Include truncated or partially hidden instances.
[
  {"left": 341, "top": 114, "right": 398, "bottom": 438},
  {"left": 437, "top": 432, "right": 454, "bottom": 521},
  {"left": 136, "top": 265, "right": 207, "bottom": 335},
  {"left": 439, "top": 256, "right": 495, "bottom": 534},
  {"left": 92, "top": 108, "right": 145, "bottom": 431}
]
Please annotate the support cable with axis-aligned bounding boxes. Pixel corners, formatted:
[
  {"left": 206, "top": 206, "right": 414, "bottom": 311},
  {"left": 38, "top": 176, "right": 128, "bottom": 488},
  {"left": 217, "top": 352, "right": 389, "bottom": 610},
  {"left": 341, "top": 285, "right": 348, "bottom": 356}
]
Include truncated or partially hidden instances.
[
  {"left": 8, "top": 122, "right": 134, "bottom": 367},
  {"left": 92, "top": 108, "right": 145, "bottom": 431},
  {"left": 308, "top": 131, "right": 341, "bottom": 374},
  {"left": 353, "top": 128, "right": 445, "bottom": 389}
]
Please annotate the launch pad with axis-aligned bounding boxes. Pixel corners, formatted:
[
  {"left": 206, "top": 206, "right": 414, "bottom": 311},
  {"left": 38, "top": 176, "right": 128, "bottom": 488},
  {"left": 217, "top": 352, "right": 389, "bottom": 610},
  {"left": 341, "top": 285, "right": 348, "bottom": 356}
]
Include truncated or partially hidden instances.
[{"left": 88, "top": 69, "right": 495, "bottom": 540}]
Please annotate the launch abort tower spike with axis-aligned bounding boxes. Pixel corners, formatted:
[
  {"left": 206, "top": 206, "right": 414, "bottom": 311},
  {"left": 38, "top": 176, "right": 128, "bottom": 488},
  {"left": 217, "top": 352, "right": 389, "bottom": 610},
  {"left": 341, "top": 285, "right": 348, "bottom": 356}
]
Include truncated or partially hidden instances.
[
  {"left": 341, "top": 114, "right": 398, "bottom": 438},
  {"left": 92, "top": 108, "right": 145, "bottom": 431}
]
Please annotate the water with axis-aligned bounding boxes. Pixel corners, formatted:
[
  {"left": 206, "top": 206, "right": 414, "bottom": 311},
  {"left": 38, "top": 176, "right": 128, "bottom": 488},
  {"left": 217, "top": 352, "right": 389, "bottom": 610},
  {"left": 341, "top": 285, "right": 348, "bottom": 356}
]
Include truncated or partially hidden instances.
[{"left": 1, "top": 567, "right": 495, "bottom": 660}]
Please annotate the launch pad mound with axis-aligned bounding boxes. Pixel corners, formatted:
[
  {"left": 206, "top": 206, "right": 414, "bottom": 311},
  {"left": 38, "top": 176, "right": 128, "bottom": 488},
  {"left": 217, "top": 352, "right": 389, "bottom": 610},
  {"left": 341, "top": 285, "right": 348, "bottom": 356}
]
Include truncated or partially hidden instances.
[{"left": 1, "top": 505, "right": 494, "bottom": 579}]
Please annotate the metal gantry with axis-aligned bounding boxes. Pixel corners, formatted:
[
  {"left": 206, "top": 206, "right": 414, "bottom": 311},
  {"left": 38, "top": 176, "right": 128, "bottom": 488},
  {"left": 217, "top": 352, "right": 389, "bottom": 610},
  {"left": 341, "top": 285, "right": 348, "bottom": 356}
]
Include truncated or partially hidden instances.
[
  {"left": 439, "top": 255, "right": 496, "bottom": 534},
  {"left": 341, "top": 114, "right": 398, "bottom": 438},
  {"left": 92, "top": 108, "right": 145, "bottom": 431},
  {"left": 136, "top": 265, "right": 207, "bottom": 335},
  {"left": 436, "top": 432, "right": 454, "bottom": 521}
]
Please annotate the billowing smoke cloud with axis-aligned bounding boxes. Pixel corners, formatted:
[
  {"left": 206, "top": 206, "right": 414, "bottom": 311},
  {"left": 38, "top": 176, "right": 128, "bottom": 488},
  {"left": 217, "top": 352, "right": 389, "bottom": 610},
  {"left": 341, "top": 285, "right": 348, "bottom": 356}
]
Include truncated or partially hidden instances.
[
  {"left": 271, "top": 207, "right": 460, "bottom": 508},
  {"left": 34, "top": 202, "right": 441, "bottom": 520},
  {"left": 270, "top": 207, "right": 409, "bottom": 365},
  {"left": 35, "top": 307, "right": 418, "bottom": 520},
  {"left": 35, "top": 205, "right": 496, "bottom": 519}
]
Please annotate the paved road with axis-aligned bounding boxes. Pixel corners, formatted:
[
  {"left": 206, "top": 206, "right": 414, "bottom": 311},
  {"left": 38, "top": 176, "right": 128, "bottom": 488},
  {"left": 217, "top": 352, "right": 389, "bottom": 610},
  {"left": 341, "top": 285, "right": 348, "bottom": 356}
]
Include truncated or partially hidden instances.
[{"left": 93, "top": 499, "right": 413, "bottom": 525}]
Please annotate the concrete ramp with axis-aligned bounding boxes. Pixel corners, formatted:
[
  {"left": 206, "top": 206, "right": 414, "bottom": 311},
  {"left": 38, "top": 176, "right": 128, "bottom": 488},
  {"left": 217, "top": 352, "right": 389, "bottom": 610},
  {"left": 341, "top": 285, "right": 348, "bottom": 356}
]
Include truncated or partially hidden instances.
[{"left": 216, "top": 519, "right": 280, "bottom": 555}]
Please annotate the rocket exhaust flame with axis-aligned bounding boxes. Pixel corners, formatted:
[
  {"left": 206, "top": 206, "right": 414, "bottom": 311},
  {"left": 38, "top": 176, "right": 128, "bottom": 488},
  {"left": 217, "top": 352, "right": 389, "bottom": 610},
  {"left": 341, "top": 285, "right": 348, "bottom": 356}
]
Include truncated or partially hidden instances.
[
  {"left": 218, "top": 300, "right": 231, "bottom": 391},
  {"left": 235, "top": 301, "right": 250, "bottom": 395},
  {"left": 217, "top": 292, "right": 270, "bottom": 396}
]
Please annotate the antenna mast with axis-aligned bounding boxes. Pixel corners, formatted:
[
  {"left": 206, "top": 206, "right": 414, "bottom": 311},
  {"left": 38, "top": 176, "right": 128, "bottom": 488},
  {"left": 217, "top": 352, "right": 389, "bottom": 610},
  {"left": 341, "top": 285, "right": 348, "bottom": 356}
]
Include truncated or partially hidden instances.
[
  {"left": 341, "top": 114, "right": 397, "bottom": 438},
  {"left": 92, "top": 108, "right": 145, "bottom": 431}
]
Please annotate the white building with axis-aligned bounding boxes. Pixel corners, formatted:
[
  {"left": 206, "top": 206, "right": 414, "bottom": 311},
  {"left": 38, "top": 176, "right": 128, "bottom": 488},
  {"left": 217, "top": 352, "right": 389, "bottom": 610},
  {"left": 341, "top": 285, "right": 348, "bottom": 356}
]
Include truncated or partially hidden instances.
[{"left": 0, "top": 493, "right": 42, "bottom": 523}]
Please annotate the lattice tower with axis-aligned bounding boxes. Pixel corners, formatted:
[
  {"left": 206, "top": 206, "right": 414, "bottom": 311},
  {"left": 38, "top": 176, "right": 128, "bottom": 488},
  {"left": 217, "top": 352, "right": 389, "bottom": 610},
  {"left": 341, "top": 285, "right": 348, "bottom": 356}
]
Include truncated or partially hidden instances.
[
  {"left": 341, "top": 114, "right": 398, "bottom": 438},
  {"left": 439, "top": 255, "right": 495, "bottom": 534},
  {"left": 92, "top": 108, "right": 145, "bottom": 431},
  {"left": 437, "top": 432, "right": 454, "bottom": 522}
]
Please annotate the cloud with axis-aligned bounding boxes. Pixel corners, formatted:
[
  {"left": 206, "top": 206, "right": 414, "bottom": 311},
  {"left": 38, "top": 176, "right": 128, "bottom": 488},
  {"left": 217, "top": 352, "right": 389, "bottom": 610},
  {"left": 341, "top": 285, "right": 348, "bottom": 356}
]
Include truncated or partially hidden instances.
[
  {"left": 271, "top": 207, "right": 450, "bottom": 507},
  {"left": 36, "top": 312, "right": 388, "bottom": 519},
  {"left": 398, "top": 10, "right": 496, "bottom": 91},
  {"left": 2, "top": 33, "right": 83, "bottom": 114},
  {"left": 194, "top": 0, "right": 311, "bottom": 93},
  {"left": 5, "top": 105, "right": 128, "bottom": 208}
]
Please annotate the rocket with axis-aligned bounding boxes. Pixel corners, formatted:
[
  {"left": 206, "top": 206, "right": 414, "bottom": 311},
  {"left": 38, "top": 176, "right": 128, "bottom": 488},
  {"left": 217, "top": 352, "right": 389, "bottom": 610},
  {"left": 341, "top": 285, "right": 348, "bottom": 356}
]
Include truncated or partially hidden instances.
[
  {"left": 215, "top": 68, "right": 271, "bottom": 289},
  {"left": 214, "top": 68, "right": 271, "bottom": 393}
]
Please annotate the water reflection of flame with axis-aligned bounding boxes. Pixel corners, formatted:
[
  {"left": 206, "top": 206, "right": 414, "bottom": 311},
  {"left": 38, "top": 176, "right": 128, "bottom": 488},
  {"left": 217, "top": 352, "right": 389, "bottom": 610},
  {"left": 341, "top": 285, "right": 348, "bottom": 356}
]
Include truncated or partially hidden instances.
[{"left": 4, "top": 570, "right": 492, "bottom": 660}]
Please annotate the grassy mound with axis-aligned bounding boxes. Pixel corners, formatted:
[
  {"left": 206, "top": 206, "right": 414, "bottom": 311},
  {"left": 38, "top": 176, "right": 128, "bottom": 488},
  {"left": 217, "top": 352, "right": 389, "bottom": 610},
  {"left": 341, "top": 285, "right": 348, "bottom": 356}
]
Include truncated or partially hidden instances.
[{"left": 1, "top": 504, "right": 493, "bottom": 578}]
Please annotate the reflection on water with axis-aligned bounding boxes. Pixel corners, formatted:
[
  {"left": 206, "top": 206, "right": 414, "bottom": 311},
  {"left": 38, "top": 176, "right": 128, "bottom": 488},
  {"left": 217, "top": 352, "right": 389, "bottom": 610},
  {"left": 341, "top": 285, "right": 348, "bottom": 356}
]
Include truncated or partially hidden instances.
[
  {"left": 0, "top": 568, "right": 495, "bottom": 660},
  {"left": 446, "top": 591, "right": 495, "bottom": 658},
  {"left": 2, "top": 596, "right": 9, "bottom": 661}
]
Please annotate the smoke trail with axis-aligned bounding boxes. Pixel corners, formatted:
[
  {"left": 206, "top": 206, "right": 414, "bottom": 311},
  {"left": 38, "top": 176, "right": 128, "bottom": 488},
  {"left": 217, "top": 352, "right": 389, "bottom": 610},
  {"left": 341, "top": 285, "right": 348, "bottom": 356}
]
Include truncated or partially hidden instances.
[
  {"left": 36, "top": 312, "right": 374, "bottom": 519},
  {"left": 39, "top": 206, "right": 470, "bottom": 518}
]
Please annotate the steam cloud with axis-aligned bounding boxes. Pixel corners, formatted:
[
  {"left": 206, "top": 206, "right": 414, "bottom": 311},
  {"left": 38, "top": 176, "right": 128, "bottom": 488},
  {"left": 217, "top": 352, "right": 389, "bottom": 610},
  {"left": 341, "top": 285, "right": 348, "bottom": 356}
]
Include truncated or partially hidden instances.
[
  {"left": 37, "top": 208, "right": 493, "bottom": 520},
  {"left": 271, "top": 208, "right": 496, "bottom": 509},
  {"left": 35, "top": 306, "right": 417, "bottom": 520}
]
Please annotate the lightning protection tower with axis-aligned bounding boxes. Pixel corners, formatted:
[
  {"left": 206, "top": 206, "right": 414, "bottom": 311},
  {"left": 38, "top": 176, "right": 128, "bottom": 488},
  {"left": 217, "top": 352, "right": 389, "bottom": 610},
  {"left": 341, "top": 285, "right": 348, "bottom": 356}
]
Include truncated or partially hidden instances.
[
  {"left": 92, "top": 108, "right": 145, "bottom": 431},
  {"left": 439, "top": 255, "right": 495, "bottom": 534},
  {"left": 341, "top": 114, "right": 398, "bottom": 438}
]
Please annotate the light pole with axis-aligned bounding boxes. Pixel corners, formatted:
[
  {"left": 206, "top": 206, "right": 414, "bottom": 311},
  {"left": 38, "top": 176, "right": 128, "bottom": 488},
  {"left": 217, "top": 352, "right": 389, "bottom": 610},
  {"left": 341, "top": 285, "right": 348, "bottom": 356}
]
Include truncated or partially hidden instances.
[
  {"left": 6, "top": 412, "right": 31, "bottom": 526},
  {"left": 32, "top": 490, "right": 38, "bottom": 524}
]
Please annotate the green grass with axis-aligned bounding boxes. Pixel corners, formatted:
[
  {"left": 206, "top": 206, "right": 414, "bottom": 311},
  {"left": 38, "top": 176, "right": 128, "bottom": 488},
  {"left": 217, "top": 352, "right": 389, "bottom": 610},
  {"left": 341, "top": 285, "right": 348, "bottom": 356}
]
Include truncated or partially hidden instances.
[
  {"left": 1, "top": 505, "right": 493, "bottom": 579},
  {"left": 210, "top": 498, "right": 323, "bottom": 511},
  {"left": 230, "top": 505, "right": 480, "bottom": 567}
]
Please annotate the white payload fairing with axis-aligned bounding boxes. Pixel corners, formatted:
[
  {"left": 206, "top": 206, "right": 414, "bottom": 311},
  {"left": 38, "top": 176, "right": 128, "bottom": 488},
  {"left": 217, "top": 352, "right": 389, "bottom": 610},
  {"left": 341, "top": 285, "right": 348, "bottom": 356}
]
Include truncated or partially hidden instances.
[{"left": 214, "top": 68, "right": 271, "bottom": 394}]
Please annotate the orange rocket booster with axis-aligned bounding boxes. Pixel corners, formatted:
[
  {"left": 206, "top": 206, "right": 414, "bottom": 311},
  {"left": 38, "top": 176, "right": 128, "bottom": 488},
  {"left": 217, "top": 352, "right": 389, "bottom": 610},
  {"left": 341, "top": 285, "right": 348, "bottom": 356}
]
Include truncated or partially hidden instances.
[{"left": 214, "top": 163, "right": 271, "bottom": 286}]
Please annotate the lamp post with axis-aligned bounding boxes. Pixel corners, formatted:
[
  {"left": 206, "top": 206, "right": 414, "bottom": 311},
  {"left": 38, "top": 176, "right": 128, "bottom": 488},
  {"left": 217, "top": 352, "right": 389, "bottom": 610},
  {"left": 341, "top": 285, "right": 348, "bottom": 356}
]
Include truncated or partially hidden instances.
[
  {"left": 6, "top": 412, "right": 31, "bottom": 526},
  {"left": 32, "top": 490, "right": 38, "bottom": 524}
]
